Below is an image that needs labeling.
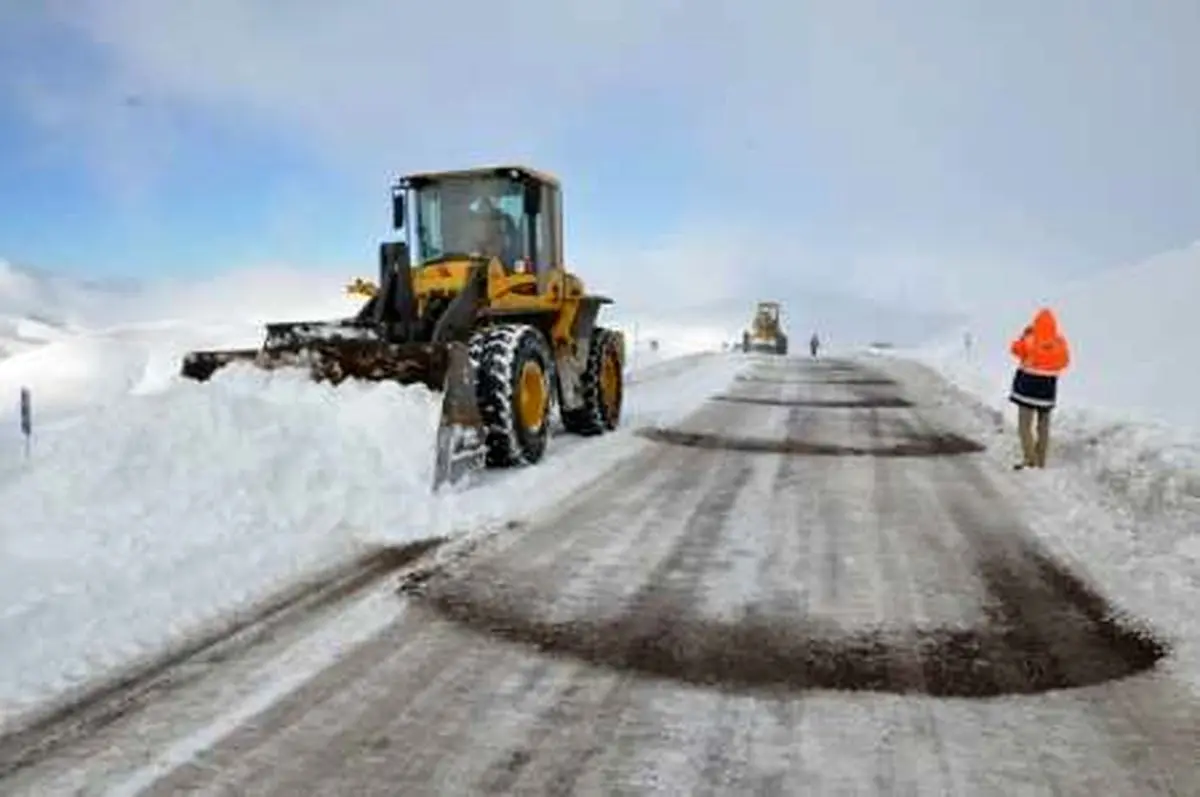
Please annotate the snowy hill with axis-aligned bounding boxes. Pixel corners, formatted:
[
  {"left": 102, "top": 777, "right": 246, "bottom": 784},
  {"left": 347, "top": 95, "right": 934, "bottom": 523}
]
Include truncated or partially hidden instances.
[
  {"left": 914, "top": 241, "right": 1200, "bottom": 434},
  {"left": 906, "top": 240, "right": 1200, "bottom": 525},
  {"left": 0, "top": 260, "right": 115, "bottom": 358},
  {"left": 0, "top": 261, "right": 388, "bottom": 423}
]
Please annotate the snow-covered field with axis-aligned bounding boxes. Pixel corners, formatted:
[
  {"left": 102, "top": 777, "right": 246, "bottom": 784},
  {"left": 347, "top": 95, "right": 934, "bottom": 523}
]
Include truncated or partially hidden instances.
[
  {"left": 895, "top": 240, "right": 1200, "bottom": 695},
  {"left": 0, "top": 258, "right": 735, "bottom": 732}
]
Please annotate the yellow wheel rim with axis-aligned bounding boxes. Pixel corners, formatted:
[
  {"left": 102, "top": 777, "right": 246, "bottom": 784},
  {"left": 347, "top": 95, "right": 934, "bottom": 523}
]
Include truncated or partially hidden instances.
[
  {"left": 518, "top": 360, "right": 547, "bottom": 430},
  {"left": 601, "top": 349, "right": 620, "bottom": 419}
]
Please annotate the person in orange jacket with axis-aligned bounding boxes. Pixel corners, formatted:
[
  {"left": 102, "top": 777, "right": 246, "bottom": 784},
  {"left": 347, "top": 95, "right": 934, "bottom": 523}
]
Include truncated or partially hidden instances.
[{"left": 1008, "top": 307, "right": 1070, "bottom": 469}]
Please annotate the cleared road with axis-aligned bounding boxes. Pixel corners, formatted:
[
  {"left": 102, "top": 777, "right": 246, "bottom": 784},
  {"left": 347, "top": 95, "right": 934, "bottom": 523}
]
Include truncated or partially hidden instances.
[{"left": 5, "top": 354, "right": 1197, "bottom": 796}]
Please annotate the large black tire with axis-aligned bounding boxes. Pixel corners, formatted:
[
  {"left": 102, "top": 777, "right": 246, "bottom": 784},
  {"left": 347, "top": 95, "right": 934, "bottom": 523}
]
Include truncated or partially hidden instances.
[
  {"left": 776, "top": 333, "right": 788, "bottom": 355},
  {"left": 561, "top": 326, "right": 624, "bottom": 436},
  {"left": 468, "top": 323, "right": 553, "bottom": 467}
]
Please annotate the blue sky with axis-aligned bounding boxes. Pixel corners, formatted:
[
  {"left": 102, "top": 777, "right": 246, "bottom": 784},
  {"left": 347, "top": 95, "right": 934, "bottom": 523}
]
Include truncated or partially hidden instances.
[{"left": 2, "top": 0, "right": 1199, "bottom": 323}]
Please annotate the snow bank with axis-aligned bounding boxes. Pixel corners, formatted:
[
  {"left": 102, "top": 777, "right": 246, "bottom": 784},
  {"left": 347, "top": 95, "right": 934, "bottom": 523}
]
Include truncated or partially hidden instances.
[
  {"left": 902, "top": 241, "right": 1200, "bottom": 520},
  {"left": 0, "top": 345, "right": 742, "bottom": 730},
  {"left": 895, "top": 241, "right": 1200, "bottom": 696},
  {"left": 0, "top": 364, "right": 443, "bottom": 724}
]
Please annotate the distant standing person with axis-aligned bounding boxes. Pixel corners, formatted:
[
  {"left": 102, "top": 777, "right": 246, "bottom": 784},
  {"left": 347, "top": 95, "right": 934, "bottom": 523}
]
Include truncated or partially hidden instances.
[
  {"left": 809, "top": 332, "right": 820, "bottom": 358},
  {"left": 1008, "top": 308, "right": 1070, "bottom": 469}
]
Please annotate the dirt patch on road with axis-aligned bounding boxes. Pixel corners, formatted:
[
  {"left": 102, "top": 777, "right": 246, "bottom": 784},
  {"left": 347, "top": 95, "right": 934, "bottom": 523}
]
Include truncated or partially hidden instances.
[
  {"left": 713, "top": 395, "right": 915, "bottom": 409},
  {"left": 636, "top": 426, "right": 986, "bottom": 457},
  {"left": 403, "top": 358, "right": 1164, "bottom": 700},
  {"left": 403, "top": 545, "right": 1167, "bottom": 698}
]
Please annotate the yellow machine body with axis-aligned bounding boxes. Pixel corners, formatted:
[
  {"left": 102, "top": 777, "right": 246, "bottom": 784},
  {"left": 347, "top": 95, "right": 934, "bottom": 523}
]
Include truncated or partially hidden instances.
[{"left": 181, "top": 165, "right": 626, "bottom": 489}]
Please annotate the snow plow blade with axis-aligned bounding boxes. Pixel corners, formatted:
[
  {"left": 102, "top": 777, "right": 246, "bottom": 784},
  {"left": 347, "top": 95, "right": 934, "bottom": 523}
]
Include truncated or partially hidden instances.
[{"left": 179, "top": 331, "right": 486, "bottom": 491}]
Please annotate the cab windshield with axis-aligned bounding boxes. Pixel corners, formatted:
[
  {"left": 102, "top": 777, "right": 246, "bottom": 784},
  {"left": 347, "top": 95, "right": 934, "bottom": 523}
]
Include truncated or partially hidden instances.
[{"left": 412, "top": 176, "right": 527, "bottom": 267}]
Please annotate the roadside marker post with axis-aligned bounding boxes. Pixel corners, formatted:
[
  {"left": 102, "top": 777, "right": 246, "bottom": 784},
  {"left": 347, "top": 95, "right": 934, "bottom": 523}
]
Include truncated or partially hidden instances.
[{"left": 19, "top": 387, "right": 31, "bottom": 461}]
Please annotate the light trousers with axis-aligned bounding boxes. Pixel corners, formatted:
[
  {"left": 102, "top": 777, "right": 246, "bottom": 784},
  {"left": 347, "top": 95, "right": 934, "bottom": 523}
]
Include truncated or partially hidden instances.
[{"left": 1017, "top": 405, "right": 1051, "bottom": 467}]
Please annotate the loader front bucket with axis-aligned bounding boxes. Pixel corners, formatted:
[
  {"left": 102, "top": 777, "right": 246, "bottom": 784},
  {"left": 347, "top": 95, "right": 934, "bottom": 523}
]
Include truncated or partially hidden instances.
[{"left": 179, "top": 333, "right": 487, "bottom": 491}]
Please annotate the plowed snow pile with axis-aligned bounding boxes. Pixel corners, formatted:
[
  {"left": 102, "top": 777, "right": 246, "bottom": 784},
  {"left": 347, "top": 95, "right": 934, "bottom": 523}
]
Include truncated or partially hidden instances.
[
  {"left": 0, "top": 329, "right": 738, "bottom": 730},
  {"left": 0, "top": 364, "right": 442, "bottom": 723}
]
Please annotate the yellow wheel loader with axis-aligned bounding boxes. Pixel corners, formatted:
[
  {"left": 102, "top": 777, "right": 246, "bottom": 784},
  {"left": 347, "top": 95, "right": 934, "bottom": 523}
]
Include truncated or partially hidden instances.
[
  {"left": 741, "top": 301, "right": 789, "bottom": 355},
  {"left": 180, "top": 165, "right": 625, "bottom": 490}
]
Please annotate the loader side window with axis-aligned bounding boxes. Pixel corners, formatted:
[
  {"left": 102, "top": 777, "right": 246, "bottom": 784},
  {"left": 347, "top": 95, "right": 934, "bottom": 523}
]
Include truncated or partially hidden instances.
[
  {"left": 533, "top": 185, "right": 557, "bottom": 273},
  {"left": 533, "top": 209, "right": 547, "bottom": 273},
  {"left": 416, "top": 197, "right": 444, "bottom": 262}
]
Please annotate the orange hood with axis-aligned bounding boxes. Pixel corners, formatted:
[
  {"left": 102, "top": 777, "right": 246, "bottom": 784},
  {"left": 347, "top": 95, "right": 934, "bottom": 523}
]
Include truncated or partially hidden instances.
[
  {"left": 1011, "top": 306, "right": 1070, "bottom": 374},
  {"left": 1030, "top": 308, "right": 1059, "bottom": 339}
]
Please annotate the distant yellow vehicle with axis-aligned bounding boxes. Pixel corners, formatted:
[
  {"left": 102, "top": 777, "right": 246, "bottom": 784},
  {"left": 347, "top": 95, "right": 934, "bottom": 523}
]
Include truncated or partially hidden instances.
[{"left": 741, "top": 301, "right": 788, "bottom": 355}]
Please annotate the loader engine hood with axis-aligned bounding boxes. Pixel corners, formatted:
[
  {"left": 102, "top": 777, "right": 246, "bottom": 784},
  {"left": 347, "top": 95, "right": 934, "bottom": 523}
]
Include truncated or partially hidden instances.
[{"left": 412, "top": 260, "right": 477, "bottom": 294}]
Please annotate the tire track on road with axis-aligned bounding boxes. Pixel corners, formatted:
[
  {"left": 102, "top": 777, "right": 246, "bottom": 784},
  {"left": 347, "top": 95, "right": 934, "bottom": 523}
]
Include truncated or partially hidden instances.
[{"left": 869, "top": 445, "right": 956, "bottom": 793}]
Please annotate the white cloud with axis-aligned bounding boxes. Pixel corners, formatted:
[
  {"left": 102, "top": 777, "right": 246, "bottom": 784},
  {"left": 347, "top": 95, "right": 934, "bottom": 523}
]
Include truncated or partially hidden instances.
[
  {"left": 9, "top": 0, "right": 1200, "bottom": 321},
  {"left": 46, "top": 0, "right": 676, "bottom": 175}
]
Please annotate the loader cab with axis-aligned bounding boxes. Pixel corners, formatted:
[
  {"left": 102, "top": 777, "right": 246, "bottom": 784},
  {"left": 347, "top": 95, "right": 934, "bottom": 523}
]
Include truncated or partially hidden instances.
[
  {"left": 754, "top": 302, "right": 781, "bottom": 334},
  {"left": 756, "top": 302, "right": 780, "bottom": 324},
  {"left": 392, "top": 166, "right": 563, "bottom": 278}
]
